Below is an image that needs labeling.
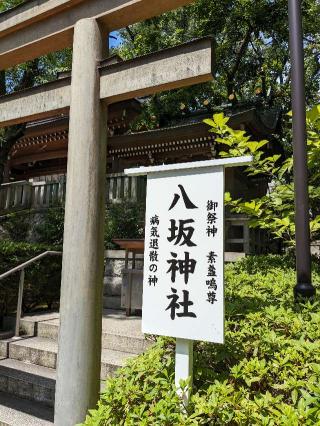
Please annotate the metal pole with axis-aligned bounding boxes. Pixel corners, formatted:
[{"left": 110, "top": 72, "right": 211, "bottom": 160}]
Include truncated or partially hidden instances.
[
  {"left": 288, "top": 0, "right": 315, "bottom": 299},
  {"left": 15, "top": 269, "right": 25, "bottom": 337},
  {"left": 175, "top": 338, "right": 193, "bottom": 407}
]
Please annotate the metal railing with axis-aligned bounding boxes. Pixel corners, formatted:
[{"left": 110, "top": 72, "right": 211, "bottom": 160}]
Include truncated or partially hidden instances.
[{"left": 0, "top": 251, "right": 62, "bottom": 337}]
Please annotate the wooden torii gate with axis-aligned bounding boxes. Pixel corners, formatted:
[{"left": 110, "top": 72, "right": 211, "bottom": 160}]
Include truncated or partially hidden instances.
[{"left": 0, "top": 1, "right": 214, "bottom": 425}]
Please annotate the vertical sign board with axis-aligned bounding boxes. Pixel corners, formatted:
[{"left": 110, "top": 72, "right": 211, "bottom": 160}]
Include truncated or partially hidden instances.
[
  {"left": 143, "top": 165, "right": 225, "bottom": 343},
  {"left": 125, "top": 157, "right": 252, "bottom": 394}
]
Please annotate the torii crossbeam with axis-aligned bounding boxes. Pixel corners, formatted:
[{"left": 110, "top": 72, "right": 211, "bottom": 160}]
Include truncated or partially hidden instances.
[
  {"left": 0, "top": 2, "right": 214, "bottom": 425},
  {"left": 0, "top": 38, "right": 214, "bottom": 127},
  {"left": 0, "top": 0, "right": 194, "bottom": 69}
]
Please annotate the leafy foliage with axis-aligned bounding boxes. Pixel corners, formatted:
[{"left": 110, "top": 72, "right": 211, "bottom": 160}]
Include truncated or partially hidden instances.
[
  {"left": 82, "top": 255, "right": 320, "bottom": 425},
  {"left": 1, "top": 202, "right": 145, "bottom": 247},
  {"left": 104, "top": 202, "right": 145, "bottom": 248},
  {"left": 116, "top": 0, "right": 320, "bottom": 130},
  {"left": 0, "top": 0, "right": 24, "bottom": 12},
  {"left": 0, "top": 208, "right": 65, "bottom": 245},
  {"left": 0, "top": 1, "right": 72, "bottom": 183},
  {"left": 204, "top": 107, "right": 320, "bottom": 244},
  {"left": 35, "top": 208, "right": 65, "bottom": 246},
  {"left": 0, "top": 240, "right": 62, "bottom": 327},
  {"left": 0, "top": 210, "right": 31, "bottom": 242}
]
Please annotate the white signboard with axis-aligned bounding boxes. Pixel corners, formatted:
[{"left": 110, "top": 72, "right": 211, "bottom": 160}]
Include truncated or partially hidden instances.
[
  {"left": 144, "top": 165, "right": 224, "bottom": 343},
  {"left": 125, "top": 157, "right": 252, "bottom": 345}
]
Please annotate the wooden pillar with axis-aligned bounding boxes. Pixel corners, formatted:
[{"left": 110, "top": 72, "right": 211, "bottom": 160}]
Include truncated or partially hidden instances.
[
  {"left": 3, "top": 160, "right": 10, "bottom": 183},
  {"left": 54, "top": 18, "right": 107, "bottom": 426},
  {"left": 243, "top": 222, "right": 250, "bottom": 254}
]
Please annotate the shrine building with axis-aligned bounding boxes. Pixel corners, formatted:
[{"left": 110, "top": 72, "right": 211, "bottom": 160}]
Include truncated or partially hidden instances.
[{"left": 2, "top": 87, "right": 280, "bottom": 256}]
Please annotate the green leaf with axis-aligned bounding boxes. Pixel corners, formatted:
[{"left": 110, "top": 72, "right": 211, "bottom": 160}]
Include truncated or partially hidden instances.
[
  {"left": 203, "top": 118, "right": 216, "bottom": 127},
  {"left": 224, "top": 192, "right": 232, "bottom": 203},
  {"left": 307, "top": 105, "right": 320, "bottom": 122},
  {"left": 213, "top": 112, "right": 230, "bottom": 127}
]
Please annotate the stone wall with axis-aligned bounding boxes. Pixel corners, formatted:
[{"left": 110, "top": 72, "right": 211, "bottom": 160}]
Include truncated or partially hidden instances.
[
  {"left": 311, "top": 241, "right": 320, "bottom": 257},
  {"left": 103, "top": 250, "right": 144, "bottom": 299},
  {"left": 103, "top": 250, "right": 245, "bottom": 302}
]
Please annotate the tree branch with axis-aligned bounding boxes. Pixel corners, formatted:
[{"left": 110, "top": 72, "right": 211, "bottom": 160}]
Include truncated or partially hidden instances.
[
  {"left": 226, "top": 25, "right": 253, "bottom": 96},
  {"left": 126, "top": 26, "right": 135, "bottom": 43}
]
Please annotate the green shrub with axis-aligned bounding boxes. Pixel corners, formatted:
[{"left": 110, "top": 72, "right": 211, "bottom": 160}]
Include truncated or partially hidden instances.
[
  {"left": 36, "top": 207, "right": 65, "bottom": 246},
  {"left": 1, "top": 202, "right": 145, "bottom": 248},
  {"left": 0, "top": 208, "right": 65, "bottom": 245},
  {"left": 18, "top": 202, "right": 145, "bottom": 248},
  {"left": 0, "top": 240, "right": 62, "bottom": 328},
  {"left": 83, "top": 255, "right": 320, "bottom": 425},
  {"left": 0, "top": 210, "right": 32, "bottom": 241},
  {"left": 104, "top": 201, "right": 145, "bottom": 248},
  {"left": 204, "top": 107, "right": 320, "bottom": 245}
]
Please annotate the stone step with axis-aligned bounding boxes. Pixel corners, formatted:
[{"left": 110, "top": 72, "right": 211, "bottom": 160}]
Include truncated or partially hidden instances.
[
  {"left": 0, "top": 391, "right": 53, "bottom": 426},
  {"left": 101, "top": 330, "right": 149, "bottom": 354},
  {"left": 37, "top": 322, "right": 58, "bottom": 342},
  {"left": 9, "top": 338, "right": 57, "bottom": 370},
  {"left": 19, "top": 310, "right": 150, "bottom": 354},
  {"left": 0, "top": 310, "right": 150, "bottom": 419},
  {"left": 0, "top": 341, "right": 9, "bottom": 359},
  {"left": 0, "top": 359, "right": 55, "bottom": 407},
  {"left": 0, "top": 332, "right": 13, "bottom": 342},
  {"left": 7, "top": 337, "right": 136, "bottom": 378},
  {"left": 0, "top": 357, "right": 114, "bottom": 409},
  {"left": 18, "top": 312, "right": 60, "bottom": 337},
  {"left": 34, "top": 321, "right": 150, "bottom": 354}
]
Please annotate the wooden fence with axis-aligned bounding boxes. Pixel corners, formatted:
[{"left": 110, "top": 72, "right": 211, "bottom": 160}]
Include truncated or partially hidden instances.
[
  {"left": 0, "top": 175, "right": 267, "bottom": 254},
  {"left": 106, "top": 173, "right": 147, "bottom": 204},
  {"left": 0, "top": 174, "right": 147, "bottom": 216}
]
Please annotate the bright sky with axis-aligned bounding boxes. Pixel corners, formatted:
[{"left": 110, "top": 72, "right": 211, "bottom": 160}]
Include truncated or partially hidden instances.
[{"left": 109, "top": 31, "right": 122, "bottom": 49}]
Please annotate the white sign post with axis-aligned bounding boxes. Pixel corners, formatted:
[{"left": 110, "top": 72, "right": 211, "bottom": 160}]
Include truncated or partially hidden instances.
[{"left": 125, "top": 156, "right": 252, "bottom": 404}]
